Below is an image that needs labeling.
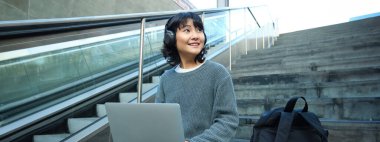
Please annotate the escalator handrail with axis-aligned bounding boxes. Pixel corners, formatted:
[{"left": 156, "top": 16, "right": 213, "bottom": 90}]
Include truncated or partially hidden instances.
[{"left": 0, "top": 6, "right": 263, "bottom": 39}]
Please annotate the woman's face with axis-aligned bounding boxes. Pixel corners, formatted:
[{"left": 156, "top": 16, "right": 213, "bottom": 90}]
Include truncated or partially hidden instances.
[{"left": 175, "top": 19, "right": 205, "bottom": 60}]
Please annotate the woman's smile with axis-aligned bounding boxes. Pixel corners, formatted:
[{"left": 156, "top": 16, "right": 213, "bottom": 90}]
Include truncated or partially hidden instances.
[{"left": 188, "top": 41, "right": 201, "bottom": 47}]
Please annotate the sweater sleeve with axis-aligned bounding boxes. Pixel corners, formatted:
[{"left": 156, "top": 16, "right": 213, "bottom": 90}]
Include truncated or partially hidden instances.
[
  {"left": 155, "top": 76, "right": 165, "bottom": 103},
  {"left": 189, "top": 75, "right": 239, "bottom": 142}
]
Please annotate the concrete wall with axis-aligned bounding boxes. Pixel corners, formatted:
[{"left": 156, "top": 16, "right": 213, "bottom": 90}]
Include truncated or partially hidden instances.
[{"left": 0, "top": 0, "right": 181, "bottom": 21}]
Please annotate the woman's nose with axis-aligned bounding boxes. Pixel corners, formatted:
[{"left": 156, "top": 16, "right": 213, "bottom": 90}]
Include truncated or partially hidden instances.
[{"left": 190, "top": 32, "right": 201, "bottom": 40}]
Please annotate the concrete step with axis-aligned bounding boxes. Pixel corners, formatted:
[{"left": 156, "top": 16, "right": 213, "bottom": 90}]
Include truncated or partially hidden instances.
[
  {"left": 67, "top": 117, "right": 98, "bottom": 133},
  {"left": 232, "top": 57, "right": 380, "bottom": 77},
  {"left": 275, "top": 31, "right": 380, "bottom": 49},
  {"left": 283, "top": 49, "right": 380, "bottom": 64},
  {"left": 257, "top": 30, "right": 380, "bottom": 49},
  {"left": 238, "top": 55, "right": 380, "bottom": 71},
  {"left": 237, "top": 97, "right": 380, "bottom": 120},
  {"left": 274, "top": 39, "right": 380, "bottom": 51},
  {"left": 96, "top": 104, "right": 106, "bottom": 117},
  {"left": 323, "top": 120, "right": 380, "bottom": 142},
  {"left": 276, "top": 17, "right": 380, "bottom": 42},
  {"left": 152, "top": 76, "right": 160, "bottom": 83},
  {"left": 33, "top": 133, "right": 70, "bottom": 142},
  {"left": 230, "top": 138, "right": 250, "bottom": 142},
  {"left": 236, "top": 45, "right": 380, "bottom": 67},
  {"left": 142, "top": 83, "right": 159, "bottom": 93},
  {"left": 280, "top": 20, "right": 380, "bottom": 36},
  {"left": 240, "top": 47, "right": 380, "bottom": 68},
  {"left": 236, "top": 116, "right": 380, "bottom": 142},
  {"left": 119, "top": 93, "right": 137, "bottom": 103},
  {"left": 236, "top": 51, "right": 380, "bottom": 68},
  {"left": 234, "top": 79, "right": 380, "bottom": 99},
  {"left": 277, "top": 25, "right": 380, "bottom": 42},
  {"left": 278, "top": 24, "right": 380, "bottom": 40},
  {"left": 118, "top": 82, "right": 159, "bottom": 103},
  {"left": 234, "top": 50, "right": 380, "bottom": 72},
  {"left": 233, "top": 67, "right": 380, "bottom": 85},
  {"left": 242, "top": 40, "right": 380, "bottom": 61},
  {"left": 276, "top": 31, "right": 380, "bottom": 46}
]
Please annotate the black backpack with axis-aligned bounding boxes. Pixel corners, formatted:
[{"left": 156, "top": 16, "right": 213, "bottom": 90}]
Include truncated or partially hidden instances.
[{"left": 250, "top": 96, "right": 328, "bottom": 142}]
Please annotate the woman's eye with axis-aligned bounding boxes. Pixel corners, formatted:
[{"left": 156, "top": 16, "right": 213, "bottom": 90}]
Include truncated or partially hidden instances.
[{"left": 184, "top": 29, "right": 190, "bottom": 33}]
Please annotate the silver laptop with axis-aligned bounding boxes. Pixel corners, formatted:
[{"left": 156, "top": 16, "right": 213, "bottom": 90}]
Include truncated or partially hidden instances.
[{"left": 105, "top": 103, "right": 185, "bottom": 142}]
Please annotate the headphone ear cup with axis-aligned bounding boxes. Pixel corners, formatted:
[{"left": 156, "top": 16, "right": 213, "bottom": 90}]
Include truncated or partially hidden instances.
[{"left": 164, "top": 30, "right": 175, "bottom": 45}]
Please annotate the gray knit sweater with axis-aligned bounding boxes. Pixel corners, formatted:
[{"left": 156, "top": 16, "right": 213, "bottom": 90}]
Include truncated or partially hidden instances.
[{"left": 155, "top": 61, "right": 239, "bottom": 142}]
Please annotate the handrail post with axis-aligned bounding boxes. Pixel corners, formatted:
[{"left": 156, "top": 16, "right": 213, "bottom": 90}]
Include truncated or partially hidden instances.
[
  {"left": 262, "top": 27, "right": 265, "bottom": 49},
  {"left": 244, "top": 8, "right": 247, "bottom": 54},
  {"left": 276, "top": 19, "right": 279, "bottom": 40},
  {"left": 229, "top": 9, "right": 232, "bottom": 71},
  {"left": 137, "top": 18, "right": 146, "bottom": 104},
  {"left": 267, "top": 24, "right": 270, "bottom": 48},
  {"left": 272, "top": 23, "right": 275, "bottom": 46},
  {"left": 255, "top": 30, "right": 258, "bottom": 50}
]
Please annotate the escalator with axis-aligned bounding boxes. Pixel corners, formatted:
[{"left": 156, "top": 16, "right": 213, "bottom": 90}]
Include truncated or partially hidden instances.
[{"left": 0, "top": 7, "right": 273, "bottom": 142}]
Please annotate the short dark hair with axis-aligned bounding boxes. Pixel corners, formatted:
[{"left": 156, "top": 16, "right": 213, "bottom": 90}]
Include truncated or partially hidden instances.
[{"left": 162, "top": 12, "right": 208, "bottom": 66}]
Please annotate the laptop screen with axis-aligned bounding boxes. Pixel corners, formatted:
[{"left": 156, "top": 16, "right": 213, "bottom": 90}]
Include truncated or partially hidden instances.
[{"left": 105, "top": 103, "right": 185, "bottom": 142}]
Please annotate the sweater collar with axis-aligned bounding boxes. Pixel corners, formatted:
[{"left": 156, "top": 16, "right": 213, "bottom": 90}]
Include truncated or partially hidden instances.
[{"left": 175, "top": 60, "right": 207, "bottom": 73}]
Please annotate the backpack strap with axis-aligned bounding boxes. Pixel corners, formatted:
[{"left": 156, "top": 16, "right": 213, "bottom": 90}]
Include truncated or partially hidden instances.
[
  {"left": 274, "top": 112, "right": 295, "bottom": 142},
  {"left": 284, "top": 96, "right": 308, "bottom": 112},
  {"left": 274, "top": 96, "right": 307, "bottom": 142}
]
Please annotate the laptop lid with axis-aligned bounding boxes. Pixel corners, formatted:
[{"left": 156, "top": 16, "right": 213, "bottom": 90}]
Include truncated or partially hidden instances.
[{"left": 105, "top": 103, "right": 185, "bottom": 142}]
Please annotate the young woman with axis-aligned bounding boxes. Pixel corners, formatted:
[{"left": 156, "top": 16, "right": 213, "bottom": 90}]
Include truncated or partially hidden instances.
[{"left": 155, "top": 12, "right": 239, "bottom": 142}]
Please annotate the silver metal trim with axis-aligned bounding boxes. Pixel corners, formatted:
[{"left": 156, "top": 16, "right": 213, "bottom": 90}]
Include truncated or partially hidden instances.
[
  {"left": 262, "top": 28, "right": 265, "bottom": 48},
  {"left": 228, "top": 9, "right": 232, "bottom": 71},
  {"left": 244, "top": 8, "right": 248, "bottom": 54},
  {"left": 267, "top": 25, "right": 270, "bottom": 48},
  {"left": 255, "top": 30, "right": 258, "bottom": 50},
  {"left": 0, "top": 26, "right": 164, "bottom": 62},
  {"left": 137, "top": 18, "right": 146, "bottom": 104}
]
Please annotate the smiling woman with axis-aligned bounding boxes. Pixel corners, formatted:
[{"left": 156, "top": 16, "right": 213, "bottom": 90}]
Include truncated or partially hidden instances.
[{"left": 156, "top": 12, "right": 239, "bottom": 142}]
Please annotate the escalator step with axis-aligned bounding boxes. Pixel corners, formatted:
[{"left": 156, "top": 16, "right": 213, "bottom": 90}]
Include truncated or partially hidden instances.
[
  {"left": 33, "top": 133, "right": 70, "bottom": 142},
  {"left": 68, "top": 118, "right": 98, "bottom": 133}
]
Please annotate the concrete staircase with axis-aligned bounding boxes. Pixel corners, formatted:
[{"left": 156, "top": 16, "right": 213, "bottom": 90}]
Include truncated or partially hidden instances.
[
  {"left": 33, "top": 76, "right": 160, "bottom": 142},
  {"left": 232, "top": 16, "right": 380, "bottom": 142}
]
